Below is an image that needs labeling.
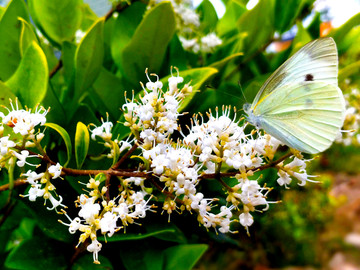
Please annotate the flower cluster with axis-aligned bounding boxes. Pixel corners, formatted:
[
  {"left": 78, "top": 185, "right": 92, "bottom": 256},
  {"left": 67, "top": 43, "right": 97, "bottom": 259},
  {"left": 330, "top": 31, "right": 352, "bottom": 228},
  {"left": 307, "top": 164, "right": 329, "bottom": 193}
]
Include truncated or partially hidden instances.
[
  {"left": 336, "top": 87, "right": 360, "bottom": 146},
  {"left": 0, "top": 100, "right": 65, "bottom": 210},
  {"left": 22, "top": 163, "right": 65, "bottom": 210},
  {"left": 0, "top": 69, "right": 318, "bottom": 264},
  {"left": 61, "top": 178, "right": 153, "bottom": 264},
  {"left": 149, "top": 0, "right": 222, "bottom": 53},
  {"left": 63, "top": 69, "right": 317, "bottom": 261}
]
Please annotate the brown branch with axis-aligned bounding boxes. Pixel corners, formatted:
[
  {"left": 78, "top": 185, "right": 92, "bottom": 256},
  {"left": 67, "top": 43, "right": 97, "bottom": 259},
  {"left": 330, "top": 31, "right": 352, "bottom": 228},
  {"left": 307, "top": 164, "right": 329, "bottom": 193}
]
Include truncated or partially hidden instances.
[
  {"left": 111, "top": 141, "right": 141, "bottom": 170},
  {"left": 0, "top": 179, "right": 27, "bottom": 192},
  {"left": 200, "top": 152, "right": 293, "bottom": 180},
  {"left": 0, "top": 202, "right": 16, "bottom": 227},
  {"left": 147, "top": 175, "right": 184, "bottom": 204},
  {"left": 104, "top": 0, "right": 148, "bottom": 21},
  {"left": 0, "top": 152, "right": 294, "bottom": 192},
  {"left": 49, "top": 60, "right": 63, "bottom": 79},
  {"left": 216, "top": 176, "right": 233, "bottom": 192}
]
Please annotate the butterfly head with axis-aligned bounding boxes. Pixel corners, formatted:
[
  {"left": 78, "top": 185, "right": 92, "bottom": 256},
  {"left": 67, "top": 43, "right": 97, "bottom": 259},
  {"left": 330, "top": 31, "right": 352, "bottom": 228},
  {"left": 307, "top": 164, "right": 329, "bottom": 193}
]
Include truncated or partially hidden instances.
[{"left": 243, "top": 103, "right": 262, "bottom": 129}]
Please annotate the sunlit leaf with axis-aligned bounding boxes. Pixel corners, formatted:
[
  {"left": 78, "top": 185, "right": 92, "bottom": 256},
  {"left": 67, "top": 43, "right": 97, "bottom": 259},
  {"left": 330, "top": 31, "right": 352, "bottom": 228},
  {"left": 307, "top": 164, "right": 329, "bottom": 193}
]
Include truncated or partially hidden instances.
[
  {"left": 5, "top": 42, "right": 48, "bottom": 108},
  {"left": 74, "top": 18, "right": 104, "bottom": 101},
  {"left": 44, "top": 123, "right": 72, "bottom": 167},
  {"left": 0, "top": 0, "right": 30, "bottom": 80},
  {"left": 122, "top": 2, "right": 176, "bottom": 85},
  {"left": 18, "top": 18, "right": 39, "bottom": 57},
  {"left": 28, "top": 0, "right": 82, "bottom": 44},
  {"left": 75, "top": 122, "right": 90, "bottom": 169},
  {"left": 163, "top": 244, "right": 208, "bottom": 270}
]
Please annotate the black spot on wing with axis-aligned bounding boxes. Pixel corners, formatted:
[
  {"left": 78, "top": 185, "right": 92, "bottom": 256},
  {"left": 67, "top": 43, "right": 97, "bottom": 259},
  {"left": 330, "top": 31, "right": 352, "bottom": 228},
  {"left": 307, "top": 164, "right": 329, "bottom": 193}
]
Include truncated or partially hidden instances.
[
  {"left": 305, "top": 98, "right": 313, "bottom": 107},
  {"left": 305, "top": 74, "right": 314, "bottom": 81}
]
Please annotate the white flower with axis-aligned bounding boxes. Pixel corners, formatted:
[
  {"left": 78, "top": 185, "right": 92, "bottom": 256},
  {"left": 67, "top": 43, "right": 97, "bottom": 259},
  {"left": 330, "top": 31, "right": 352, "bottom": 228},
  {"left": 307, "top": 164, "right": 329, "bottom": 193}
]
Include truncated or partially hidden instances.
[
  {"left": 114, "top": 202, "right": 129, "bottom": 221},
  {"left": 22, "top": 170, "right": 44, "bottom": 185},
  {"left": 68, "top": 217, "right": 82, "bottom": 234},
  {"left": 11, "top": 150, "right": 37, "bottom": 167},
  {"left": 46, "top": 194, "right": 65, "bottom": 210},
  {"left": 78, "top": 195, "right": 101, "bottom": 221},
  {"left": 179, "top": 36, "right": 200, "bottom": 53},
  {"left": 90, "top": 120, "right": 113, "bottom": 141},
  {"left": 293, "top": 171, "right": 318, "bottom": 186},
  {"left": 87, "top": 239, "right": 102, "bottom": 264},
  {"left": 145, "top": 70, "right": 163, "bottom": 91},
  {"left": 168, "top": 68, "right": 183, "bottom": 93},
  {"left": 75, "top": 29, "right": 86, "bottom": 44},
  {"left": 181, "top": 8, "right": 200, "bottom": 27},
  {"left": 27, "top": 184, "right": 45, "bottom": 201},
  {"left": 277, "top": 170, "right": 292, "bottom": 187},
  {"left": 239, "top": 212, "right": 254, "bottom": 227},
  {"left": 100, "top": 212, "right": 118, "bottom": 237},
  {"left": 151, "top": 154, "right": 168, "bottom": 174},
  {"left": 0, "top": 136, "right": 16, "bottom": 155},
  {"left": 2, "top": 102, "right": 48, "bottom": 136},
  {"left": 48, "top": 163, "right": 62, "bottom": 179},
  {"left": 201, "top": 33, "right": 222, "bottom": 53},
  {"left": 2, "top": 101, "right": 47, "bottom": 136},
  {"left": 119, "top": 140, "right": 132, "bottom": 153}
]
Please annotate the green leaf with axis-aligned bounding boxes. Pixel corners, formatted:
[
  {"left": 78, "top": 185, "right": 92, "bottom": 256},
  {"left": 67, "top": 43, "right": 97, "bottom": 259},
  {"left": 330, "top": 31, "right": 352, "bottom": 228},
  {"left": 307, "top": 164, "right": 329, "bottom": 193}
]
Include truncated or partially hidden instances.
[
  {"left": 209, "top": 52, "right": 243, "bottom": 70},
  {"left": 306, "top": 11, "right": 321, "bottom": 39},
  {"left": 289, "top": 22, "right": 312, "bottom": 56},
  {"left": 71, "top": 254, "right": 113, "bottom": 269},
  {"left": 119, "top": 240, "right": 165, "bottom": 270},
  {"left": 5, "top": 236, "right": 67, "bottom": 270},
  {"left": 339, "top": 60, "right": 360, "bottom": 81},
  {"left": 122, "top": 2, "right": 176, "bottom": 85},
  {"left": 216, "top": 0, "right": 246, "bottom": 37},
  {"left": 0, "top": 81, "right": 17, "bottom": 115},
  {"left": 44, "top": 123, "right": 72, "bottom": 167},
  {"left": 74, "top": 18, "right": 104, "bottom": 101},
  {"left": 42, "top": 82, "right": 67, "bottom": 125},
  {"left": 94, "top": 172, "right": 106, "bottom": 183},
  {"left": 274, "top": 0, "right": 305, "bottom": 33},
  {"left": 62, "top": 41, "right": 77, "bottom": 84},
  {"left": 80, "top": 3, "right": 99, "bottom": 31},
  {"left": 98, "top": 226, "right": 178, "bottom": 242},
  {"left": 28, "top": 0, "right": 82, "bottom": 44},
  {"left": 163, "top": 244, "right": 208, "bottom": 270},
  {"left": 237, "top": 0, "right": 275, "bottom": 60},
  {"left": 92, "top": 67, "right": 125, "bottom": 118},
  {"left": 160, "top": 67, "right": 218, "bottom": 112},
  {"left": 168, "top": 35, "right": 187, "bottom": 71},
  {"left": 197, "top": 0, "right": 218, "bottom": 33},
  {"left": 0, "top": 0, "right": 30, "bottom": 81},
  {"left": 5, "top": 42, "right": 48, "bottom": 108},
  {"left": 0, "top": 6, "right": 5, "bottom": 20},
  {"left": 330, "top": 12, "right": 360, "bottom": 45},
  {"left": 18, "top": 18, "right": 39, "bottom": 57},
  {"left": 111, "top": 2, "right": 146, "bottom": 72},
  {"left": 109, "top": 141, "right": 120, "bottom": 167},
  {"left": 75, "top": 122, "right": 90, "bottom": 169}
]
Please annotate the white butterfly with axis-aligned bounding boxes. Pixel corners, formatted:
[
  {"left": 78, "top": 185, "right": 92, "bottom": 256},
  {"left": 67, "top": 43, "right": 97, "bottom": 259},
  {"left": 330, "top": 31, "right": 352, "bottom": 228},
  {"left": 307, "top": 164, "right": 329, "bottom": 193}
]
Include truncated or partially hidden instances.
[{"left": 244, "top": 37, "right": 346, "bottom": 154}]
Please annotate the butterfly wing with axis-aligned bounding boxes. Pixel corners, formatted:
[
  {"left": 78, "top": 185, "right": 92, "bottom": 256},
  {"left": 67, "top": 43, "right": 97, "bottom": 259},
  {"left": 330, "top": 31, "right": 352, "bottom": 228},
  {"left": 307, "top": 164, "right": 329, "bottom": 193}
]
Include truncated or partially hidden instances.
[
  {"left": 254, "top": 81, "right": 345, "bottom": 154},
  {"left": 252, "top": 37, "right": 338, "bottom": 108}
]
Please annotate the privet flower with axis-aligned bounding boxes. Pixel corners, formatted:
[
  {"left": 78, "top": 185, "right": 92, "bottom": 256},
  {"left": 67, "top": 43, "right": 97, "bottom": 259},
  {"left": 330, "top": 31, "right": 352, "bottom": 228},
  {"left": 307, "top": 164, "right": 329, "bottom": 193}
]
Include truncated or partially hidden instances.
[
  {"left": 149, "top": 0, "right": 222, "bottom": 53},
  {"left": 0, "top": 68, "right": 319, "bottom": 264}
]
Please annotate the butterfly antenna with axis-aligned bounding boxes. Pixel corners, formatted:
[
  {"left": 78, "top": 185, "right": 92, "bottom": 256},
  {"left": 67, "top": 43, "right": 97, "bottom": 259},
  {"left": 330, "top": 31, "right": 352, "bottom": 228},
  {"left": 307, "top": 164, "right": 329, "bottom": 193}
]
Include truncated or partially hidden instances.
[{"left": 238, "top": 81, "right": 248, "bottom": 113}]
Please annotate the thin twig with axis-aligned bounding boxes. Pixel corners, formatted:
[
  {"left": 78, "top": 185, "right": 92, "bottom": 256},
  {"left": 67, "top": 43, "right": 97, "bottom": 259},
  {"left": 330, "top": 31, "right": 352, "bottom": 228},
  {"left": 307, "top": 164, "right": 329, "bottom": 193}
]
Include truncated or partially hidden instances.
[
  {"left": 49, "top": 60, "right": 63, "bottom": 79},
  {"left": 0, "top": 179, "right": 27, "bottom": 192},
  {"left": 201, "top": 152, "right": 293, "bottom": 180},
  {"left": 111, "top": 141, "right": 140, "bottom": 170}
]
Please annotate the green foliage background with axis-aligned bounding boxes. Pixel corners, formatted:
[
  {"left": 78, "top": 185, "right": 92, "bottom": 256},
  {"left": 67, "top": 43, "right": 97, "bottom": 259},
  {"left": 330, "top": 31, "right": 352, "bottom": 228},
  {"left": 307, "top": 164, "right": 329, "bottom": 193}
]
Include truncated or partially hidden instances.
[{"left": 0, "top": 0, "right": 359, "bottom": 269}]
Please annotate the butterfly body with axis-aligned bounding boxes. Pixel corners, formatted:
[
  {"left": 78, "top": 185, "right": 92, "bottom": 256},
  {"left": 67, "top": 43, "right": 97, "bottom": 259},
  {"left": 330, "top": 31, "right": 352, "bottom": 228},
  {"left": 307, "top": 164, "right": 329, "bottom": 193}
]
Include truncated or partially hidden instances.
[{"left": 245, "top": 38, "right": 346, "bottom": 154}]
